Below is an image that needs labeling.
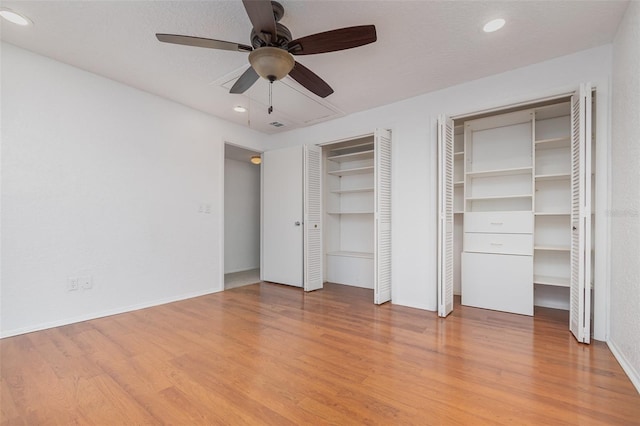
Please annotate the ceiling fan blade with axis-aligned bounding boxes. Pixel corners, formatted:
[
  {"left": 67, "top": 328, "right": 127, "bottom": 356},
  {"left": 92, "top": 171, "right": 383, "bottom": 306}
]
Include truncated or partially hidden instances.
[
  {"left": 288, "top": 61, "right": 334, "bottom": 98},
  {"left": 288, "top": 25, "right": 377, "bottom": 55},
  {"left": 156, "top": 34, "right": 252, "bottom": 52},
  {"left": 242, "top": 0, "right": 277, "bottom": 43},
  {"left": 230, "top": 67, "right": 260, "bottom": 94}
]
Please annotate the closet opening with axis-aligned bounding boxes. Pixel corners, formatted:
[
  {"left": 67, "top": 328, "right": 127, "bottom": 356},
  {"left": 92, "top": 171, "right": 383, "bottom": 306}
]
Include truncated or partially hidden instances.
[
  {"left": 438, "top": 85, "right": 596, "bottom": 343},
  {"left": 224, "top": 144, "right": 262, "bottom": 289},
  {"left": 319, "top": 129, "right": 392, "bottom": 304}
]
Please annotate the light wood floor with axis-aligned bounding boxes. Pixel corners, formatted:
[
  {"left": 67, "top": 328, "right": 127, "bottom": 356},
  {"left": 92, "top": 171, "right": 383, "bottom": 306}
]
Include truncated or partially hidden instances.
[{"left": 1, "top": 283, "right": 639, "bottom": 425}]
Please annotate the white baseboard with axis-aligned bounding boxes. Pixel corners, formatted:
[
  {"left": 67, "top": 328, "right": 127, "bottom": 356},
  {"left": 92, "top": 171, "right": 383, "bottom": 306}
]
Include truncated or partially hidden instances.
[
  {"left": 0, "top": 286, "right": 223, "bottom": 339},
  {"left": 608, "top": 340, "right": 640, "bottom": 394}
]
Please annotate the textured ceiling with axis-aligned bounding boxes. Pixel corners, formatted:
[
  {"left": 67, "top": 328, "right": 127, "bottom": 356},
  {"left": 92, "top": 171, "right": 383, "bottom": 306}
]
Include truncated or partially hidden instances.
[{"left": 0, "top": 0, "right": 629, "bottom": 134}]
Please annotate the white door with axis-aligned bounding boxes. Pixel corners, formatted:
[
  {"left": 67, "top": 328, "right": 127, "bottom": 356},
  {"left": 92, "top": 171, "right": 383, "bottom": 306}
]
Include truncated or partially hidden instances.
[
  {"left": 374, "top": 129, "right": 392, "bottom": 304},
  {"left": 262, "top": 146, "right": 304, "bottom": 287},
  {"left": 304, "top": 145, "right": 323, "bottom": 291},
  {"left": 569, "top": 83, "right": 592, "bottom": 344},
  {"left": 437, "top": 115, "right": 455, "bottom": 317}
]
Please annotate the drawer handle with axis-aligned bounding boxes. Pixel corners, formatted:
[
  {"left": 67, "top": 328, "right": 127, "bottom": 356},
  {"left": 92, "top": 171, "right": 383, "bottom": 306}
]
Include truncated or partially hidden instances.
[
  {"left": 490, "top": 222, "right": 504, "bottom": 225},
  {"left": 490, "top": 242, "right": 503, "bottom": 246}
]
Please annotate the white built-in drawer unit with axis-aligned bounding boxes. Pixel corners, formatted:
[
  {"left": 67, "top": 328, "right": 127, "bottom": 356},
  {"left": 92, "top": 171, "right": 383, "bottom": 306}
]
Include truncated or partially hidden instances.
[
  {"left": 463, "top": 233, "right": 533, "bottom": 256},
  {"left": 462, "top": 252, "right": 534, "bottom": 316},
  {"left": 464, "top": 211, "right": 533, "bottom": 234}
]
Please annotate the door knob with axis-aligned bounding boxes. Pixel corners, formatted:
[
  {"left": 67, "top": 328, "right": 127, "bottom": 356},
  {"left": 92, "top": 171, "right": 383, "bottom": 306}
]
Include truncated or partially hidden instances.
[{"left": 295, "top": 221, "right": 301, "bottom": 226}]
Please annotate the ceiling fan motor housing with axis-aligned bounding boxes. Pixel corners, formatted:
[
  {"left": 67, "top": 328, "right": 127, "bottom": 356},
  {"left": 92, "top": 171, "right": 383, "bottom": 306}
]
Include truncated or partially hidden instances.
[{"left": 251, "top": 22, "right": 291, "bottom": 49}]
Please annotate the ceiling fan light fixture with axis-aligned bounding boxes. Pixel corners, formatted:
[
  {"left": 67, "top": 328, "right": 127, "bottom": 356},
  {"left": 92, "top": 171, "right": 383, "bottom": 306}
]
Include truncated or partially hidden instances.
[
  {"left": 483, "top": 18, "right": 505, "bottom": 33},
  {"left": 249, "top": 47, "right": 295, "bottom": 81},
  {"left": 250, "top": 155, "right": 262, "bottom": 165}
]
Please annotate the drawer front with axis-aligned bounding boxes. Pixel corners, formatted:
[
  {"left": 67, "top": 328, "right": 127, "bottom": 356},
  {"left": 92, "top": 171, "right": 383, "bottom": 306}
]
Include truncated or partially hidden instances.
[
  {"left": 464, "top": 211, "right": 533, "bottom": 234},
  {"left": 464, "top": 232, "right": 533, "bottom": 255},
  {"left": 461, "top": 252, "right": 533, "bottom": 316}
]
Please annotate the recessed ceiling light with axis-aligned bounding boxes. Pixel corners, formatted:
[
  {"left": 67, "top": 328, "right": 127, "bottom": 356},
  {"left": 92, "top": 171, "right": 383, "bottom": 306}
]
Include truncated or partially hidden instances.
[
  {"left": 0, "top": 9, "right": 32, "bottom": 26},
  {"left": 483, "top": 18, "right": 505, "bottom": 33},
  {"left": 233, "top": 106, "right": 247, "bottom": 113}
]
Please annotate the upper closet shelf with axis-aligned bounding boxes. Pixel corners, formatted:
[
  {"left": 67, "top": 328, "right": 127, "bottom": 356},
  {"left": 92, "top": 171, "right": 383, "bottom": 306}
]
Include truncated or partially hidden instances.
[
  {"left": 535, "top": 137, "right": 570, "bottom": 150},
  {"left": 327, "top": 150, "right": 374, "bottom": 163},
  {"left": 535, "top": 173, "right": 570, "bottom": 181},
  {"left": 330, "top": 187, "right": 374, "bottom": 194},
  {"left": 327, "top": 166, "right": 374, "bottom": 176},
  {"left": 326, "top": 251, "right": 374, "bottom": 259},
  {"left": 466, "top": 166, "right": 533, "bottom": 179},
  {"left": 466, "top": 194, "right": 532, "bottom": 201},
  {"left": 327, "top": 211, "right": 374, "bottom": 215}
]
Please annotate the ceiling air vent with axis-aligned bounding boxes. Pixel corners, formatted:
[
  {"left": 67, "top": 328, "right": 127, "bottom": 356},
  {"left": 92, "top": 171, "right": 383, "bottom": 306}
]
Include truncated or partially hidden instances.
[{"left": 269, "top": 121, "right": 285, "bottom": 128}]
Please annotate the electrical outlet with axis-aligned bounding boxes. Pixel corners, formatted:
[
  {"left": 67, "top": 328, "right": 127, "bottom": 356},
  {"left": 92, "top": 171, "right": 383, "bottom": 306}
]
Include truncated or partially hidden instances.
[
  {"left": 80, "top": 275, "right": 93, "bottom": 289},
  {"left": 67, "top": 277, "right": 79, "bottom": 291}
]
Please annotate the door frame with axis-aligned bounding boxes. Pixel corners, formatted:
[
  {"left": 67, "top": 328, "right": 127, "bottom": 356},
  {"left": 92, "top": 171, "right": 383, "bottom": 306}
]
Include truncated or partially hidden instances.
[{"left": 220, "top": 141, "right": 263, "bottom": 291}]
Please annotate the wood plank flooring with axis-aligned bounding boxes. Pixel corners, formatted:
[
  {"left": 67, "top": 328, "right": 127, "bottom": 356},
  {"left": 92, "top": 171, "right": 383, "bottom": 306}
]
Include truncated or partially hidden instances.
[{"left": 2, "top": 282, "right": 639, "bottom": 425}]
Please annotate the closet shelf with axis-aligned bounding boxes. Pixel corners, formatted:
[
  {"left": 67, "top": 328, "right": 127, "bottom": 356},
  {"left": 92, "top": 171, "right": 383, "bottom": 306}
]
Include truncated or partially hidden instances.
[
  {"left": 327, "top": 211, "right": 374, "bottom": 215},
  {"left": 535, "top": 173, "right": 570, "bottom": 181},
  {"left": 534, "top": 245, "right": 570, "bottom": 252},
  {"left": 327, "top": 166, "right": 374, "bottom": 176},
  {"left": 328, "top": 141, "right": 374, "bottom": 156},
  {"left": 466, "top": 166, "right": 533, "bottom": 179},
  {"left": 330, "top": 187, "right": 374, "bottom": 194},
  {"left": 534, "top": 275, "right": 570, "bottom": 288},
  {"left": 535, "top": 136, "right": 570, "bottom": 150},
  {"left": 327, "top": 150, "right": 374, "bottom": 163},
  {"left": 466, "top": 194, "right": 532, "bottom": 201},
  {"left": 327, "top": 251, "right": 373, "bottom": 259},
  {"left": 535, "top": 211, "right": 570, "bottom": 216},
  {"left": 454, "top": 151, "right": 464, "bottom": 157},
  {"left": 454, "top": 181, "right": 464, "bottom": 186}
]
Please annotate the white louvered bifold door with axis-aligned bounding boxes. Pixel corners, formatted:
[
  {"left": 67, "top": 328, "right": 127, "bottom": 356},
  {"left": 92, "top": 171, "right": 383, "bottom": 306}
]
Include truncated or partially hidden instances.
[
  {"left": 374, "top": 129, "right": 392, "bottom": 304},
  {"left": 304, "top": 145, "right": 323, "bottom": 292},
  {"left": 437, "top": 115, "right": 455, "bottom": 317},
  {"left": 569, "top": 83, "right": 592, "bottom": 344}
]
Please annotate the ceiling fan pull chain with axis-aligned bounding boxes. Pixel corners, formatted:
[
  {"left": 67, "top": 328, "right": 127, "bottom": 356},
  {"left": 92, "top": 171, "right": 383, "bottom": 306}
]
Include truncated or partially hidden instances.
[{"left": 268, "top": 81, "right": 273, "bottom": 114}]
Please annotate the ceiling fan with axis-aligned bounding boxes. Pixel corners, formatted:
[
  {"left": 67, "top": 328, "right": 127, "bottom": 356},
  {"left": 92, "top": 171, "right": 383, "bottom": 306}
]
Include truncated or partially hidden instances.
[{"left": 156, "top": 0, "right": 377, "bottom": 100}]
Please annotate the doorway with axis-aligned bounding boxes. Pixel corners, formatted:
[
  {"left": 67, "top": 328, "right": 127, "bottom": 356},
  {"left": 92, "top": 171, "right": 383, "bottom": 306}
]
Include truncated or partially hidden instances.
[{"left": 224, "top": 144, "right": 261, "bottom": 289}]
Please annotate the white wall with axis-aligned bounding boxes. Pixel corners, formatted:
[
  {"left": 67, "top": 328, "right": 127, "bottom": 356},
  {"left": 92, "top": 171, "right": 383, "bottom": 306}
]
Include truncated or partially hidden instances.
[
  {"left": 609, "top": 1, "right": 640, "bottom": 392},
  {"left": 1, "top": 41, "right": 617, "bottom": 343},
  {"left": 224, "top": 158, "right": 260, "bottom": 273},
  {"left": 267, "top": 45, "right": 612, "bottom": 333},
  {"left": 0, "top": 43, "right": 265, "bottom": 337}
]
